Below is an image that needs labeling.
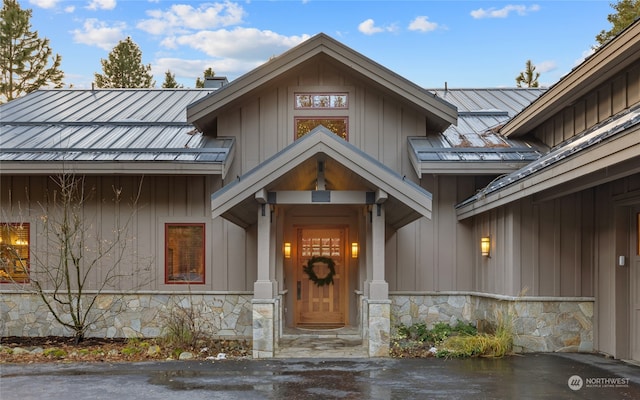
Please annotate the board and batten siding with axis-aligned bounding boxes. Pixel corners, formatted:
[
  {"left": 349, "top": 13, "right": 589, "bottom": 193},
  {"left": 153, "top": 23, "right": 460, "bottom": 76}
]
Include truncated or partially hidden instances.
[
  {"left": 213, "top": 60, "right": 428, "bottom": 184},
  {"left": 387, "top": 175, "right": 477, "bottom": 292},
  {"left": 0, "top": 175, "right": 252, "bottom": 292},
  {"left": 533, "top": 62, "right": 640, "bottom": 147}
]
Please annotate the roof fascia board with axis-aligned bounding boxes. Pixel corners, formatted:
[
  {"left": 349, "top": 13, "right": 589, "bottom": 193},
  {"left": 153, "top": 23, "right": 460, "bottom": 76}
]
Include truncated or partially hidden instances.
[
  {"left": 418, "top": 161, "right": 532, "bottom": 175},
  {"left": 188, "top": 34, "right": 457, "bottom": 128},
  {"left": 212, "top": 130, "right": 433, "bottom": 220},
  {"left": 456, "top": 128, "right": 640, "bottom": 220},
  {"left": 502, "top": 21, "right": 640, "bottom": 138},
  {"left": 0, "top": 162, "right": 225, "bottom": 175}
]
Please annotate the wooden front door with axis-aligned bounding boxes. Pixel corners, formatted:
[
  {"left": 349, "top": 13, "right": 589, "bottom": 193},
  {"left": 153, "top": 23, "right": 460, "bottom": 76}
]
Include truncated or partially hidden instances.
[{"left": 295, "top": 227, "right": 347, "bottom": 328}]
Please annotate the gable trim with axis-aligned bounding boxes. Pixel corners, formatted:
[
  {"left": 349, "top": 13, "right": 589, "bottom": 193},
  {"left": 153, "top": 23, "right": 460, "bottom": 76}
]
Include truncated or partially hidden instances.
[{"left": 212, "top": 128, "right": 432, "bottom": 228}]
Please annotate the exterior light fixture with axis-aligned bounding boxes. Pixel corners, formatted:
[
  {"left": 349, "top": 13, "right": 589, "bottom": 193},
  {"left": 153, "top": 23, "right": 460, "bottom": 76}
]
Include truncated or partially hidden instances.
[
  {"left": 481, "top": 236, "right": 491, "bottom": 257},
  {"left": 351, "top": 242, "right": 359, "bottom": 259},
  {"left": 284, "top": 242, "right": 291, "bottom": 259}
]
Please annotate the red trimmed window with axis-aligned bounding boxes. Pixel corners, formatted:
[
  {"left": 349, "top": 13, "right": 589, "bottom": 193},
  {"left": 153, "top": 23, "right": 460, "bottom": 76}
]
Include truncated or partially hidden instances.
[
  {"left": 165, "top": 223, "right": 205, "bottom": 284},
  {"left": 0, "top": 223, "right": 30, "bottom": 283}
]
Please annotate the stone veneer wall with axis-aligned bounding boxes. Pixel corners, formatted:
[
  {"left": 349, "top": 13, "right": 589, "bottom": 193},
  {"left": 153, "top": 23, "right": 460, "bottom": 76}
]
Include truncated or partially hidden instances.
[
  {"left": 0, "top": 292, "right": 253, "bottom": 339},
  {"left": 390, "top": 292, "right": 594, "bottom": 353}
]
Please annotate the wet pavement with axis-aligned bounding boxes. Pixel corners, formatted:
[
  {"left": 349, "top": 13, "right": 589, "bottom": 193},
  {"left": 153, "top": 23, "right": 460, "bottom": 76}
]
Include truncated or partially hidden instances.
[{"left": 1, "top": 353, "right": 639, "bottom": 399}]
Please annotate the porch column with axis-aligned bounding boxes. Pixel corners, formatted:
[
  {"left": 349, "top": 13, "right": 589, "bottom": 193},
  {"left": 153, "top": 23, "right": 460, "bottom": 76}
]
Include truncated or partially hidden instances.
[
  {"left": 366, "top": 202, "right": 390, "bottom": 357},
  {"left": 253, "top": 201, "right": 276, "bottom": 358}
]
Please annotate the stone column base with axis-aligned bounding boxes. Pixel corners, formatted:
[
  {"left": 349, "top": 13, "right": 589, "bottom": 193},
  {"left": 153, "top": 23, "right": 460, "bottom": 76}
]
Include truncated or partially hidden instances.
[
  {"left": 366, "top": 299, "right": 391, "bottom": 357},
  {"left": 252, "top": 299, "right": 275, "bottom": 358}
]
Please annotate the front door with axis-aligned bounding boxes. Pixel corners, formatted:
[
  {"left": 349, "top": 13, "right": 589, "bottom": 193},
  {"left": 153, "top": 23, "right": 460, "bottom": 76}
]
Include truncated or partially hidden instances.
[
  {"left": 632, "top": 208, "right": 640, "bottom": 361},
  {"left": 295, "top": 227, "right": 347, "bottom": 328}
]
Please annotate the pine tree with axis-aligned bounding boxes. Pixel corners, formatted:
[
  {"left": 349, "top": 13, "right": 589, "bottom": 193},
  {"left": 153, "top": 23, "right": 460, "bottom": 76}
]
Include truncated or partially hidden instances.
[
  {"left": 94, "top": 37, "right": 155, "bottom": 88},
  {"left": 0, "top": 0, "right": 64, "bottom": 103},
  {"left": 515, "top": 60, "right": 540, "bottom": 88},
  {"left": 161, "top": 70, "right": 182, "bottom": 88},
  {"left": 595, "top": 0, "right": 640, "bottom": 46},
  {"left": 195, "top": 67, "right": 215, "bottom": 88}
]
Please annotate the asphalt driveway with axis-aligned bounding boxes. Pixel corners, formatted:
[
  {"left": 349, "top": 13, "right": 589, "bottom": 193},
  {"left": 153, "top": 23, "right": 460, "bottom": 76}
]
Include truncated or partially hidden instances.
[{"left": 1, "top": 353, "right": 639, "bottom": 399}]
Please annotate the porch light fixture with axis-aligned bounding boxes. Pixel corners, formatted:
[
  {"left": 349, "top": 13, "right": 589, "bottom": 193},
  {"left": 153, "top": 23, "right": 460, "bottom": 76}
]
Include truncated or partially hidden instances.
[
  {"left": 481, "top": 236, "right": 491, "bottom": 258},
  {"left": 284, "top": 242, "right": 292, "bottom": 259},
  {"left": 351, "top": 242, "right": 359, "bottom": 259}
]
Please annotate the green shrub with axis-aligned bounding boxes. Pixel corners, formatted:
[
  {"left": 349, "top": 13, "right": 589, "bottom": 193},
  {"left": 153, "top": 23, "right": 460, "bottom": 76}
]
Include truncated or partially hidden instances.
[
  {"left": 396, "top": 321, "right": 477, "bottom": 344},
  {"left": 43, "top": 348, "right": 67, "bottom": 359}
]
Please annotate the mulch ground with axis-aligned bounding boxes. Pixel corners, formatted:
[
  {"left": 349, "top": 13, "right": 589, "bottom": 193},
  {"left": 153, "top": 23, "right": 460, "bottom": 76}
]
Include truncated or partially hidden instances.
[{"left": 0, "top": 336, "right": 251, "bottom": 364}]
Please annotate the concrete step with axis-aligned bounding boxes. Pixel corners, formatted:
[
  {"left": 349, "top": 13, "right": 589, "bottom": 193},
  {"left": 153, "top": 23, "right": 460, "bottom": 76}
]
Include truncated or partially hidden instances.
[{"left": 275, "top": 336, "right": 368, "bottom": 358}]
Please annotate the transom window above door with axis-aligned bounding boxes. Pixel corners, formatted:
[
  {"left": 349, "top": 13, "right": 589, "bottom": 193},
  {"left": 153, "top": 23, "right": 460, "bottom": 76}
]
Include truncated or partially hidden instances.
[{"left": 293, "top": 91, "right": 350, "bottom": 140}]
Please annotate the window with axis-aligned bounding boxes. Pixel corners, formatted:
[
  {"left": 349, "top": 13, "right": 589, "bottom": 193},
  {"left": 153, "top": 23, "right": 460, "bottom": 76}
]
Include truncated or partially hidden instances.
[
  {"left": 0, "top": 223, "right": 30, "bottom": 283},
  {"left": 294, "top": 92, "right": 349, "bottom": 140},
  {"left": 295, "top": 118, "right": 348, "bottom": 140},
  {"left": 165, "top": 223, "right": 205, "bottom": 284}
]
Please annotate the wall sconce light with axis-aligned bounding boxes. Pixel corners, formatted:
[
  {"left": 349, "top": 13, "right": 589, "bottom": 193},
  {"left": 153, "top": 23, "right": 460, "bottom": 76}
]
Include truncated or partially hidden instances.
[
  {"left": 481, "top": 236, "right": 491, "bottom": 257},
  {"left": 351, "top": 242, "right": 359, "bottom": 259},
  {"left": 284, "top": 242, "right": 291, "bottom": 259}
]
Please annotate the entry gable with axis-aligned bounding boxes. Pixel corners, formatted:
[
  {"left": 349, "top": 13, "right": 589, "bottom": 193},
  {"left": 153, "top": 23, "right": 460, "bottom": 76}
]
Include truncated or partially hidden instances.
[{"left": 211, "top": 127, "right": 432, "bottom": 229}]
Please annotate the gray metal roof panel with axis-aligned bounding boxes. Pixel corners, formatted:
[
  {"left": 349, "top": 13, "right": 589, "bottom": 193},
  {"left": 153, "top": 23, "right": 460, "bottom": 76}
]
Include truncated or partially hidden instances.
[
  {"left": 0, "top": 89, "right": 233, "bottom": 168},
  {"left": 1, "top": 89, "right": 215, "bottom": 124},
  {"left": 409, "top": 88, "right": 548, "bottom": 168},
  {"left": 457, "top": 104, "right": 640, "bottom": 207},
  {"left": 430, "top": 88, "right": 547, "bottom": 117}
]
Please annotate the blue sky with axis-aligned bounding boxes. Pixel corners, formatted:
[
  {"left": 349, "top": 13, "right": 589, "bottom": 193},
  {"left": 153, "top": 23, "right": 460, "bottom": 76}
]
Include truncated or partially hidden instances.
[{"left": 27, "top": 0, "right": 614, "bottom": 89}]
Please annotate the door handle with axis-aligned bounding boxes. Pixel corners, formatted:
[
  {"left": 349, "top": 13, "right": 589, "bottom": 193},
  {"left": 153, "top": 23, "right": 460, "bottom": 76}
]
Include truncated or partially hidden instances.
[{"left": 297, "top": 281, "right": 301, "bottom": 300}]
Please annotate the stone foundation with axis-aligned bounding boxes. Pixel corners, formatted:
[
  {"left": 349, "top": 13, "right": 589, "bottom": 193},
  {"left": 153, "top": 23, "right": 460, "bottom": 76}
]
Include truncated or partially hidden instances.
[
  {"left": 390, "top": 292, "right": 594, "bottom": 353},
  {"left": 366, "top": 299, "right": 391, "bottom": 357},
  {"left": 251, "top": 299, "right": 276, "bottom": 358},
  {"left": 0, "top": 291, "right": 253, "bottom": 339},
  {"left": 1, "top": 290, "right": 594, "bottom": 356}
]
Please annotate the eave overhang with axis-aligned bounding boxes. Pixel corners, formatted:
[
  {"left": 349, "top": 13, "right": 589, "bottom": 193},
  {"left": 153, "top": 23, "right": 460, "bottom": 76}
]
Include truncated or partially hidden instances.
[
  {"left": 456, "top": 107, "right": 640, "bottom": 220},
  {"left": 188, "top": 33, "right": 457, "bottom": 132},
  {"left": 501, "top": 20, "right": 640, "bottom": 138},
  {"left": 212, "top": 127, "right": 433, "bottom": 229}
]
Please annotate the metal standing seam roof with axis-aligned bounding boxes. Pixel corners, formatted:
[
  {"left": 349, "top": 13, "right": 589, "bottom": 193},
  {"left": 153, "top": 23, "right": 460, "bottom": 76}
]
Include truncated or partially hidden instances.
[
  {"left": 0, "top": 89, "right": 234, "bottom": 167},
  {"left": 410, "top": 88, "right": 548, "bottom": 164},
  {"left": 456, "top": 103, "right": 640, "bottom": 208}
]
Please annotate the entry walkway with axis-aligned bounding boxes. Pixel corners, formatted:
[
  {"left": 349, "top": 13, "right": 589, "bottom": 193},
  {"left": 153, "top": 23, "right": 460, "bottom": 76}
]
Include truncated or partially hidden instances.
[{"left": 276, "top": 326, "right": 368, "bottom": 358}]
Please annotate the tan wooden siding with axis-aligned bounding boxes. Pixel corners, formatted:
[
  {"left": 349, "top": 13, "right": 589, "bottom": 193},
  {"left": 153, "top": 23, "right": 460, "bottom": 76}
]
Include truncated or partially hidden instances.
[
  {"left": 469, "top": 173, "right": 640, "bottom": 300},
  {"left": 388, "top": 176, "right": 476, "bottom": 291},
  {"left": 215, "top": 60, "right": 428, "bottom": 185},
  {"left": 533, "top": 62, "right": 640, "bottom": 147},
  {"left": 0, "top": 175, "right": 250, "bottom": 292}
]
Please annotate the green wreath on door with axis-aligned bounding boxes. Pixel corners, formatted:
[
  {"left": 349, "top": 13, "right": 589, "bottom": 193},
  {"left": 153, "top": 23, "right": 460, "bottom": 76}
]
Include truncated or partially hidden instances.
[{"left": 303, "top": 256, "right": 336, "bottom": 287}]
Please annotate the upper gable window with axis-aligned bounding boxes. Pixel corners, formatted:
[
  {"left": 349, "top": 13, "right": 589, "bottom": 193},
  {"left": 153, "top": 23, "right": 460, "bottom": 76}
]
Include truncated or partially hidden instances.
[
  {"left": 295, "top": 93, "right": 348, "bottom": 109},
  {"left": 294, "top": 92, "right": 349, "bottom": 140}
]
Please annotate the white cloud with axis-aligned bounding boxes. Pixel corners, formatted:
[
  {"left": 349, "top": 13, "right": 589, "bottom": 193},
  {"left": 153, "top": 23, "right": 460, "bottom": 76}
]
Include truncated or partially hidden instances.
[
  {"left": 71, "top": 19, "right": 126, "bottom": 51},
  {"left": 166, "top": 27, "right": 310, "bottom": 61},
  {"left": 64, "top": 5, "right": 75, "bottom": 13},
  {"left": 535, "top": 60, "right": 556, "bottom": 74},
  {"left": 470, "top": 4, "right": 540, "bottom": 19},
  {"left": 358, "top": 18, "right": 397, "bottom": 35},
  {"left": 137, "top": 2, "right": 245, "bottom": 35},
  {"left": 408, "top": 16, "right": 438, "bottom": 33},
  {"left": 358, "top": 19, "right": 384, "bottom": 35},
  {"left": 87, "top": 0, "right": 117, "bottom": 11},
  {"left": 29, "top": 0, "right": 60, "bottom": 9}
]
